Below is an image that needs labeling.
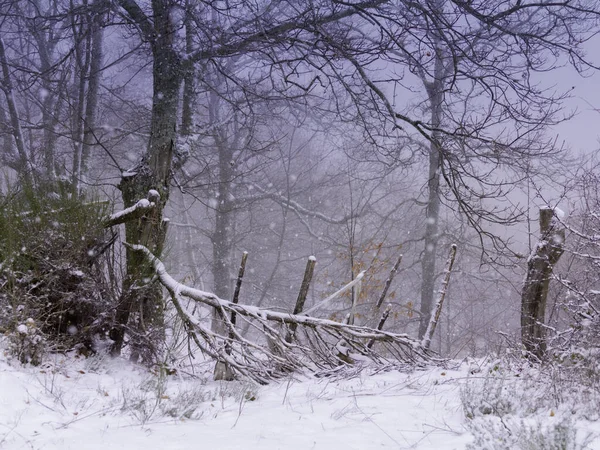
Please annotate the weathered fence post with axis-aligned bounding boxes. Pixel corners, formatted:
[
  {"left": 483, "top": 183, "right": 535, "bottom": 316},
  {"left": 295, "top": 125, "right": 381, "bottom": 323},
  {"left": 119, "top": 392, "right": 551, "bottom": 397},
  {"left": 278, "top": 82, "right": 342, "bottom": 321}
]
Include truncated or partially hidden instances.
[
  {"left": 422, "top": 244, "right": 457, "bottom": 351},
  {"left": 376, "top": 253, "right": 403, "bottom": 309},
  {"left": 215, "top": 251, "right": 248, "bottom": 381},
  {"left": 285, "top": 256, "right": 316, "bottom": 342}
]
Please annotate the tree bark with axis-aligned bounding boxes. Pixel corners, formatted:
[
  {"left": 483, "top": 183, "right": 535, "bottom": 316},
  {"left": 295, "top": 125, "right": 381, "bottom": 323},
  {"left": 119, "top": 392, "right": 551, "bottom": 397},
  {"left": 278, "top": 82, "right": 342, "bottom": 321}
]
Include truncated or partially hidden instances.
[
  {"left": 180, "top": 6, "right": 194, "bottom": 137},
  {"left": 521, "top": 208, "right": 565, "bottom": 359},
  {"left": 422, "top": 244, "right": 457, "bottom": 350},
  {"left": 210, "top": 113, "right": 237, "bottom": 380},
  {"left": 30, "top": 11, "right": 61, "bottom": 181},
  {"left": 285, "top": 256, "right": 316, "bottom": 342},
  {"left": 418, "top": 78, "right": 444, "bottom": 339},
  {"left": 80, "top": 7, "right": 104, "bottom": 178},
  {"left": 0, "top": 37, "right": 35, "bottom": 189},
  {"left": 110, "top": 0, "right": 181, "bottom": 362},
  {"left": 70, "top": 8, "right": 91, "bottom": 194}
]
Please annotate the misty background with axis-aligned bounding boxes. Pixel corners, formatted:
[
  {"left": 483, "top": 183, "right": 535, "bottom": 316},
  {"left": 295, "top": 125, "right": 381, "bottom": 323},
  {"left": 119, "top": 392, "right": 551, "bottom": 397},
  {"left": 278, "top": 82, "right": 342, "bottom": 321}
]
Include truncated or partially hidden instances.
[{"left": 2, "top": 0, "right": 600, "bottom": 364}]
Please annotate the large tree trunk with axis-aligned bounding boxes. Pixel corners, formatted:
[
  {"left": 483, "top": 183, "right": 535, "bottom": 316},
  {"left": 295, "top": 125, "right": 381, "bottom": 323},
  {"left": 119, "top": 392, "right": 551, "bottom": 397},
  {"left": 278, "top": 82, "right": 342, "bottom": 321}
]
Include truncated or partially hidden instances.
[
  {"left": 521, "top": 207, "right": 565, "bottom": 359},
  {"left": 210, "top": 108, "right": 237, "bottom": 380},
  {"left": 211, "top": 197, "right": 235, "bottom": 380},
  {"left": 206, "top": 85, "right": 242, "bottom": 316},
  {"left": 211, "top": 129, "right": 235, "bottom": 306},
  {"left": 180, "top": 8, "right": 194, "bottom": 137},
  {"left": 110, "top": 0, "right": 181, "bottom": 363},
  {"left": 419, "top": 132, "right": 441, "bottom": 338}
]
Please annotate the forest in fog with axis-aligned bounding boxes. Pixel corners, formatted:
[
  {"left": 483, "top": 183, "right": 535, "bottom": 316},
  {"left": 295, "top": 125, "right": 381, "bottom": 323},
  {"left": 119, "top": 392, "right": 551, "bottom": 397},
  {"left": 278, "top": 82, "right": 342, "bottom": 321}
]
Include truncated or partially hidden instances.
[
  {"left": 1, "top": 0, "right": 600, "bottom": 382},
  {"left": 7, "top": 2, "right": 600, "bottom": 448}
]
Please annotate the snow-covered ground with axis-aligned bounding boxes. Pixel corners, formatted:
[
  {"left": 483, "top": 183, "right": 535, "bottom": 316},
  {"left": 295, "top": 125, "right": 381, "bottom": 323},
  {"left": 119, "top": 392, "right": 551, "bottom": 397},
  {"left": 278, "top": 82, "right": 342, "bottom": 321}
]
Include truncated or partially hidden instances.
[{"left": 1, "top": 346, "right": 599, "bottom": 449}]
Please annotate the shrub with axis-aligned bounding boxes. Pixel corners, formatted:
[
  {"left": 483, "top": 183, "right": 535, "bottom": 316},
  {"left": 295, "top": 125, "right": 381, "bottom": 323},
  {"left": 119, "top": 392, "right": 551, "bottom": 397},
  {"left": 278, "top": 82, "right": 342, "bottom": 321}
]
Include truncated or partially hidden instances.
[
  {"left": 0, "top": 184, "right": 116, "bottom": 356},
  {"left": 462, "top": 359, "right": 595, "bottom": 449},
  {"left": 467, "top": 415, "right": 589, "bottom": 450}
]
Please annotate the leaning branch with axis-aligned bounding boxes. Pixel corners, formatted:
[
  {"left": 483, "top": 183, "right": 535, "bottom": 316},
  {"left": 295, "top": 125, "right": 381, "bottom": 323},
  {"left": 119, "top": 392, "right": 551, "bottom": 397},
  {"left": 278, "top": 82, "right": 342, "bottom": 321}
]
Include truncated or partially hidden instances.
[
  {"left": 376, "top": 252, "right": 403, "bottom": 309},
  {"left": 422, "top": 244, "right": 457, "bottom": 350},
  {"left": 303, "top": 270, "right": 365, "bottom": 316}
]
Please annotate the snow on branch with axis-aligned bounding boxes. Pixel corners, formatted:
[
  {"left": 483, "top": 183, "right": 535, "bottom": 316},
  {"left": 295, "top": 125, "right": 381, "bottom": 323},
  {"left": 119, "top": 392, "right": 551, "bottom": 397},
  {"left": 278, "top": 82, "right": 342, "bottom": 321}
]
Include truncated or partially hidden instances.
[
  {"left": 127, "top": 244, "right": 438, "bottom": 383},
  {"left": 104, "top": 190, "right": 160, "bottom": 227},
  {"left": 303, "top": 271, "right": 365, "bottom": 316}
]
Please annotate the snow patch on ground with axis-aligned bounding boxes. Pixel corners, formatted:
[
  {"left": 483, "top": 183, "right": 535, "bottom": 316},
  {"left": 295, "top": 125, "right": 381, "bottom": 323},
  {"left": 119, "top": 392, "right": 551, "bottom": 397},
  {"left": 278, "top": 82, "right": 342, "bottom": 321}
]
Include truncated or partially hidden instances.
[
  {"left": 0, "top": 346, "right": 473, "bottom": 449},
  {"left": 2, "top": 344, "right": 600, "bottom": 450}
]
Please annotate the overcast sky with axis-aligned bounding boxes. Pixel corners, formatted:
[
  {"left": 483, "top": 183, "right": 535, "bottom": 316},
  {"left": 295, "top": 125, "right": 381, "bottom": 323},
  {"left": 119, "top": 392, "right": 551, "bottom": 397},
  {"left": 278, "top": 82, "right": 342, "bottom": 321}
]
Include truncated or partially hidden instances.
[{"left": 550, "top": 39, "right": 600, "bottom": 155}]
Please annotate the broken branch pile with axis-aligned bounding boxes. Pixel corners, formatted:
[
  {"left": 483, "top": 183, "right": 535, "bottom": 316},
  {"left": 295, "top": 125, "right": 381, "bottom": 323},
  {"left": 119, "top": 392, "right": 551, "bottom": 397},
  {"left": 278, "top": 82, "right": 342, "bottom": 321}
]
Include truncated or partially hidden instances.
[{"left": 129, "top": 244, "right": 439, "bottom": 384}]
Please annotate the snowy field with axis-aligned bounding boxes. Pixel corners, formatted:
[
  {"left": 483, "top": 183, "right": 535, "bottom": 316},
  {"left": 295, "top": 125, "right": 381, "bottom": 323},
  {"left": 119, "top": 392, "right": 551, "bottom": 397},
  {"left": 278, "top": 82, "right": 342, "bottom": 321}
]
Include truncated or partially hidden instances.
[{"left": 1, "top": 346, "right": 599, "bottom": 450}]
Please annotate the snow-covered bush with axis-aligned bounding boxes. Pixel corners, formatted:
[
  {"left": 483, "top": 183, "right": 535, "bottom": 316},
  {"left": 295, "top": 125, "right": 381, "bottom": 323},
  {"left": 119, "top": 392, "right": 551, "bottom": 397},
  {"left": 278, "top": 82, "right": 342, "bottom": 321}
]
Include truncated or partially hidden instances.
[
  {"left": 460, "top": 360, "right": 551, "bottom": 419},
  {"left": 467, "top": 415, "right": 590, "bottom": 450},
  {"left": 461, "top": 364, "right": 517, "bottom": 419},
  {"left": 462, "top": 358, "right": 596, "bottom": 449},
  {"left": 545, "top": 166, "right": 600, "bottom": 385},
  {"left": 0, "top": 185, "right": 116, "bottom": 355},
  {"left": 6, "top": 318, "right": 45, "bottom": 365}
]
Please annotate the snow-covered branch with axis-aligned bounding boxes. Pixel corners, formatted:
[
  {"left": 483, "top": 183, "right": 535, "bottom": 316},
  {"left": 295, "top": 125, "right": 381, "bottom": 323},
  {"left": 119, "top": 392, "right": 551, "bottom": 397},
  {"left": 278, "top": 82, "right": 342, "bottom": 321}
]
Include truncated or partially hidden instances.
[
  {"left": 303, "top": 271, "right": 366, "bottom": 316},
  {"left": 127, "top": 244, "right": 438, "bottom": 383},
  {"left": 104, "top": 190, "right": 160, "bottom": 227}
]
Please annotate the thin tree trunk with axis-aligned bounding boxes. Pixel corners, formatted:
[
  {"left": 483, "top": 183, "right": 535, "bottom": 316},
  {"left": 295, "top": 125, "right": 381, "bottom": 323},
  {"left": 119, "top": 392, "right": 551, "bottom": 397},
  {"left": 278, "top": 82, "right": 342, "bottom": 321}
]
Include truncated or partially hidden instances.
[
  {"left": 0, "top": 37, "right": 35, "bottom": 188},
  {"left": 367, "top": 305, "right": 391, "bottom": 349},
  {"left": 81, "top": 8, "right": 104, "bottom": 177},
  {"left": 422, "top": 244, "right": 457, "bottom": 350},
  {"left": 376, "top": 252, "right": 403, "bottom": 309},
  {"left": 418, "top": 84, "right": 443, "bottom": 339},
  {"left": 181, "top": 6, "right": 194, "bottom": 136},
  {"left": 0, "top": 105, "right": 15, "bottom": 169},
  {"left": 71, "top": 9, "right": 91, "bottom": 195},
  {"left": 31, "top": 18, "right": 60, "bottom": 181}
]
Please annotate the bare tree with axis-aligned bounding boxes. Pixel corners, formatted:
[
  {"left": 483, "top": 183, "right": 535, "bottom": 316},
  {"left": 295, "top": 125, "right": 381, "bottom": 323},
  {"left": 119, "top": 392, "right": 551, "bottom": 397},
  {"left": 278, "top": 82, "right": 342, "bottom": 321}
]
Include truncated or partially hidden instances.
[
  {"left": 297, "top": 0, "right": 600, "bottom": 337},
  {"left": 107, "top": 0, "right": 412, "bottom": 360},
  {"left": 542, "top": 161, "right": 600, "bottom": 361},
  {"left": 0, "top": 36, "right": 34, "bottom": 188},
  {"left": 8, "top": 0, "right": 591, "bottom": 361}
]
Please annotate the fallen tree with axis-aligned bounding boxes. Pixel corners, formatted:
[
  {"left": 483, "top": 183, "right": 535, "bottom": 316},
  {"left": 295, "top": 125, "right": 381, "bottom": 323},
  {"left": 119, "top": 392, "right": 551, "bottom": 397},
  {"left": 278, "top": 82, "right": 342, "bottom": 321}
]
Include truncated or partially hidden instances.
[{"left": 127, "top": 243, "right": 439, "bottom": 384}]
